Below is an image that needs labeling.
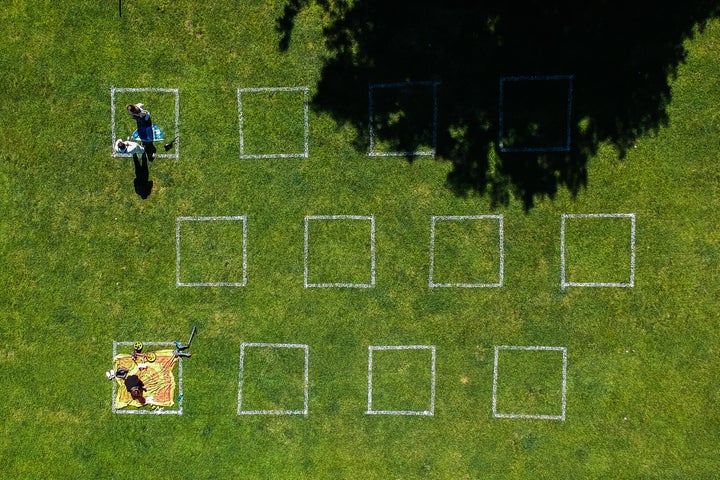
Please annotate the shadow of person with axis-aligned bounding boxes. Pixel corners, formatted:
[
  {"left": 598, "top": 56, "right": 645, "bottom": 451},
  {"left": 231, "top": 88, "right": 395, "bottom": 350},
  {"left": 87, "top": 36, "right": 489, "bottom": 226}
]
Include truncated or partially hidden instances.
[{"left": 133, "top": 153, "right": 153, "bottom": 199}]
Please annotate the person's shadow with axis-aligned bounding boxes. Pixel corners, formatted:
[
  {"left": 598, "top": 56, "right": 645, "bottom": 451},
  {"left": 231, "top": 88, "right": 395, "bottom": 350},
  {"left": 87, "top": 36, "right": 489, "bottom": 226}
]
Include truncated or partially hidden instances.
[{"left": 133, "top": 153, "right": 153, "bottom": 199}]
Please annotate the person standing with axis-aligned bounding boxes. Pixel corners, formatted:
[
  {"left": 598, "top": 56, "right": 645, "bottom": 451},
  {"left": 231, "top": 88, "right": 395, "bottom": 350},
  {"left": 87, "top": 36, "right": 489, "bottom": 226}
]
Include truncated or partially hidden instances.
[
  {"left": 126, "top": 103, "right": 150, "bottom": 122},
  {"left": 126, "top": 103, "right": 156, "bottom": 161}
]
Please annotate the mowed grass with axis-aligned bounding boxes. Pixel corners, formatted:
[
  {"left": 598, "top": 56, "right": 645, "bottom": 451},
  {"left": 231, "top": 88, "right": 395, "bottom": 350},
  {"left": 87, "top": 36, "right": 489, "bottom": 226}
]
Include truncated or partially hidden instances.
[
  {"left": 0, "top": 1, "right": 719, "bottom": 478},
  {"left": 305, "top": 216, "right": 374, "bottom": 286}
]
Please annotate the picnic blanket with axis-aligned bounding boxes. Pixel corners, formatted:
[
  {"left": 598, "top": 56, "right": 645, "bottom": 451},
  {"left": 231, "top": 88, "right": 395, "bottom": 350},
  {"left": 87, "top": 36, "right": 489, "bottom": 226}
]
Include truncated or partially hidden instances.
[
  {"left": 131, "top": 123, "right": 164, "bottom": 143},
  {"left": 113, "top": 349, "right": 178, "bottom": 409}
]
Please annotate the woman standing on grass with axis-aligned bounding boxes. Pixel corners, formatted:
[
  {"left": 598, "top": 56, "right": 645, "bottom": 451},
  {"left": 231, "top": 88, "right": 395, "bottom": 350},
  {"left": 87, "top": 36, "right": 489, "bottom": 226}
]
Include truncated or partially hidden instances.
[
  {"left": 126, "top": 103, "right": 150, "bottom": 122},
  {"left": 126, "top": 103, "right": 156, "bottom": 161}
]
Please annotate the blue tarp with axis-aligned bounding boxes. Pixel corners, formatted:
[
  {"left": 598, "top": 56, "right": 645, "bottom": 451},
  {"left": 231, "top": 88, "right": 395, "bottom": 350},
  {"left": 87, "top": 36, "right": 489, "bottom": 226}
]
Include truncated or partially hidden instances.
[{"left": 132, "top": 124, "right": 165, "bottom": 143}]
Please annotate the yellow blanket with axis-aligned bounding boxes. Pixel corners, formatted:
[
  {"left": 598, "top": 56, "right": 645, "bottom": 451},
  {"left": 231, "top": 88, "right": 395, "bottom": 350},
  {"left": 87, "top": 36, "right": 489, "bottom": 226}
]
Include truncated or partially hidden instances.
[{"left": 113, "top": 349, "right": 179, "bottom": 409}]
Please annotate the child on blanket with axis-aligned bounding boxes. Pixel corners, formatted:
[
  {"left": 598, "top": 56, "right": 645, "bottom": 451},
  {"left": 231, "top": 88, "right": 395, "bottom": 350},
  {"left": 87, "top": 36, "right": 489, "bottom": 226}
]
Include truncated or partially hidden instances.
[{"left": 114, "top": 138, "right": 144, "bottom": 155}]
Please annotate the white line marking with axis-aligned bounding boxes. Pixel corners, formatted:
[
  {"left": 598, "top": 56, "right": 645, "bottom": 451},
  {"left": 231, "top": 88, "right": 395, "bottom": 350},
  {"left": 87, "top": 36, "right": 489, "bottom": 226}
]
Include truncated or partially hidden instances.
[
  {"left": 366, "top": 345, "right": 436, "bottom": 416},
  {"left": 176, "top": 216, "right": 248, "bottom": 287},
  {"left": 110, "top": 87, "right": 180, "bottom": 159},
  {"left": 492, "top": 345, "right": 567, "bottom": 421},
  {"left": 368, "top": 82, "right": 441, "bottom": 158},
  {"left": 304, "top": 215, "right": 376, "bottom": 288},
  {"left": 560, "top": 213, "right": 636, "bottom": 289},
  {"left": 111, "top": 341, "right": 184, "bottom": 415},
  {"left": 237, "top": 86, "right": 310, "bottom": 159},
  {"left": 237, "top": 342, "right": 310, "bottom": 416},
  {"left": 429, "top": 215, "right": 504, "bottom": 288}
]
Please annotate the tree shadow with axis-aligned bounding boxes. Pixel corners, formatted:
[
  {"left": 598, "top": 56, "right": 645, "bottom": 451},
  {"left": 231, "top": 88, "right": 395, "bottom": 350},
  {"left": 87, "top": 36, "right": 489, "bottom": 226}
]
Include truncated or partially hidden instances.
[{"left": 277, "top": 0, "right": 720, "bottom": 209}]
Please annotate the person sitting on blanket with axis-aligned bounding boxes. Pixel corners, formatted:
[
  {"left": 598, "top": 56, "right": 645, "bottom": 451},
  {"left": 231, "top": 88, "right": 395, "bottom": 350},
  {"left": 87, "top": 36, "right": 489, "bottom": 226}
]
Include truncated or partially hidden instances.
[
  {"left": 114, "top": 138, "right": 145, "bottom": 155},
  {"left": 126, "top": 103, "right": 150, "bottom": 122},
  {"left": 115, "top": 367, "right": 148, "bottom": 406}
]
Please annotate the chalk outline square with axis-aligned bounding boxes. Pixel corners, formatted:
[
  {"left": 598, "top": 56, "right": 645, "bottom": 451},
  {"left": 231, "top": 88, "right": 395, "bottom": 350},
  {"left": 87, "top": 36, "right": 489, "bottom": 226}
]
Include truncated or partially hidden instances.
[
  {"left": 111, "top": 87, "right": 180, "bottom": 159},
  {"left": 237, "top": 342, "right": 310, "bottom": 416},
  {"left": 366, "top": 345, "right": 436, "bottom": 416},
  {"left": 111, "top": 341, "right": 184, "bottom": 415},
  {"left": 237, "top": 86, "right": 310, "bottom": 159},
  {"left": 429, "top": 215, "right": 504, "bottom": 288},
  {"left": 304, "top": 215, "right": 376, "bottom": 288},
  {"left": 560, "top": 213, "right": 636, "bottom": 288},
  {"left": 368, "top": 81, "right": 441, "bottom": 157},
  {"left": 498, "top": 75, "right": 574, "bottom": 153},
  {"left": 176, "top": 216, "right": 248, "bottom": 287},
  {"left": 492, "top": 345, "right": 567, "bottom": 421}
]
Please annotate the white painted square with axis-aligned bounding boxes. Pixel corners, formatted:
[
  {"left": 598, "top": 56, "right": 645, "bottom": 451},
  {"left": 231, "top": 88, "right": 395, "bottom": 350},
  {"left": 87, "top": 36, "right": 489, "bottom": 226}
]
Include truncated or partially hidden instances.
[
  {"left": 560, "top": 213, "right": 636, "bottom": 288},
  {"left": 429, "top": 215, "right": 504, "bottom": 288},
  {"left": 237, "top": 342, "right": 310, "bottom": 416},
  {"left": 176, "top": 216, "right": 248, "bottom": 287},
  {"left": 111, "top": 87, "right": 180, "bottom": 159},
  {"left": 368, "top": 81, "right": 440, "bottom": 157},
  {"left": 304, "top": 215, "right": 376, "bottom": 288},
  {"left": 366, "top": 345, "right": 436, "bottom": 416},
  {"left": 111, "top": 341, "right": 184, "bottom": 415},
  {"left": 492, "top": 345, "right": 567, "bottom": 421},
  {"left": 237, "top": 86, "right": 309, "bottom": 159}
]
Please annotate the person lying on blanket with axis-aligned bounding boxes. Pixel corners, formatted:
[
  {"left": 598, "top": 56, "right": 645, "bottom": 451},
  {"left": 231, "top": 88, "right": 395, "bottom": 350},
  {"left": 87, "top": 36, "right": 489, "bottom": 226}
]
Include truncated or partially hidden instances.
[{"left": 113, "top": 367, "right": 149, "bottom": 405}]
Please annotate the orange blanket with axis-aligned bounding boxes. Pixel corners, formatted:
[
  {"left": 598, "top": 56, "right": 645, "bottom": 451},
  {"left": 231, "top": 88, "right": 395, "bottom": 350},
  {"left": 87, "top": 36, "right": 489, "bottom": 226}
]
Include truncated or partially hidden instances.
[{"left": 113, "top": 349, "right": 179, "bottom": 409}]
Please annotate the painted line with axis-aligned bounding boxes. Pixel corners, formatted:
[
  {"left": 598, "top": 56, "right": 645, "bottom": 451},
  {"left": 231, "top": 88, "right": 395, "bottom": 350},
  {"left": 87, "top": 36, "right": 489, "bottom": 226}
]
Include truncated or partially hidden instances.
[
  {"left": 560, "top": 213, "right": 636, "bottom": 289},
  {"left": 366, "top": 345, "right": 436, "bottom": 416},
  {"left": 429, "top": 215, "right": 504, "bottom": 288},
  {"left": 498, "top": 75, "right": 574, "bottom": 153},
  {"left": 492, "top": 345, "right": 567, "bottom": 421},
  {"left": 237, "top": 342, "right": 310, "bottom": 416},
  {"left": 238, "top": 86, "right": 309, "bottom": 159},
  {"left": 110, "top": 87, "right": 180, "bottom": 159},
  {"left": 111, "top": 341, "right": 184, "bottom": 416},
  {"left": 368, "top": 82, "right": 441, "bottom": 158},
  {"left": 176, "top": 216, "right": 248, "bottom": 287},
  {"left": 304, "top": 215, "right": 376, "bottom": 288}
]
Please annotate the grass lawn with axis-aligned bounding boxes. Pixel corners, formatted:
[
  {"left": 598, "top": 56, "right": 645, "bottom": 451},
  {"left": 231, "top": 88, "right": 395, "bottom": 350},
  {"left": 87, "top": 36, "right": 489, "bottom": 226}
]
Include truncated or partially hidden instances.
[{"left": 0, "top": 1, "right": 719, "bottom": 478}]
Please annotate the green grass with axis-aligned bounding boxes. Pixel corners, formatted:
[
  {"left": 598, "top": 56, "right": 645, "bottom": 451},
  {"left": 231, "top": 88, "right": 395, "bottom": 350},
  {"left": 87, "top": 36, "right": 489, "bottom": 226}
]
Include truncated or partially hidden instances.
[
  {"left": 240, "top": 88, "right": 308, "bottom": 156},
  {"left": 240, "top": 344, "right": 307, "bottom": 413},
  {"left": 1, "top": 1, "right": 719, "bottom": 478},
  {"left": 494, "top": 347, "right": 565, "bottom": 418},
  {"left": 306, "top": 216, "right": 374, "bottom": 286},
  {"left": 369, "top": 347, "right": 435, "bottom": 413},
  {"left": 178, "top": 217, "right": 247, "bottom": 285},
  {"left": 431, "top": 216, "right": 503, "bottom": 286},
  {"left": 563, "top": 214, "right": 634, "bottom": 285}
]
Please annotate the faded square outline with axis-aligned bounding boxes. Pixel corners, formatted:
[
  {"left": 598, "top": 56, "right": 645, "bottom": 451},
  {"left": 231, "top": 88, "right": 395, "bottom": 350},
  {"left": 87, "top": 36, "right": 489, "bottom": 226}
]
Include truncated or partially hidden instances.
[
  {"left": 498, "top": 75, "right": 574, "bottom": 153},
  {"left": 368, "top": 81, "right": 440, "bottom": 157},
  {"left": 304, "top": 215, "right": 376, "bottom": 288},
  {"left": 560, "top": 213, "right": 636, "bottom": 288},
  {"left": 366, "top": 345, "right": 436, "bottom": 416},
  {"left": 492, "top": 345, "right": 567, "bottom": 421},
  {"left": 429, "top": 215, "right": 504, "bottom": 288},
  {"left": 237, "top": 342, "right": 310, "bottom": 416},
  {"left": 175, "top": 216, "right": 248, "bottom": 287},
  {"left": 237, "top": 86, "right": 309, "bottom": 159}
]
